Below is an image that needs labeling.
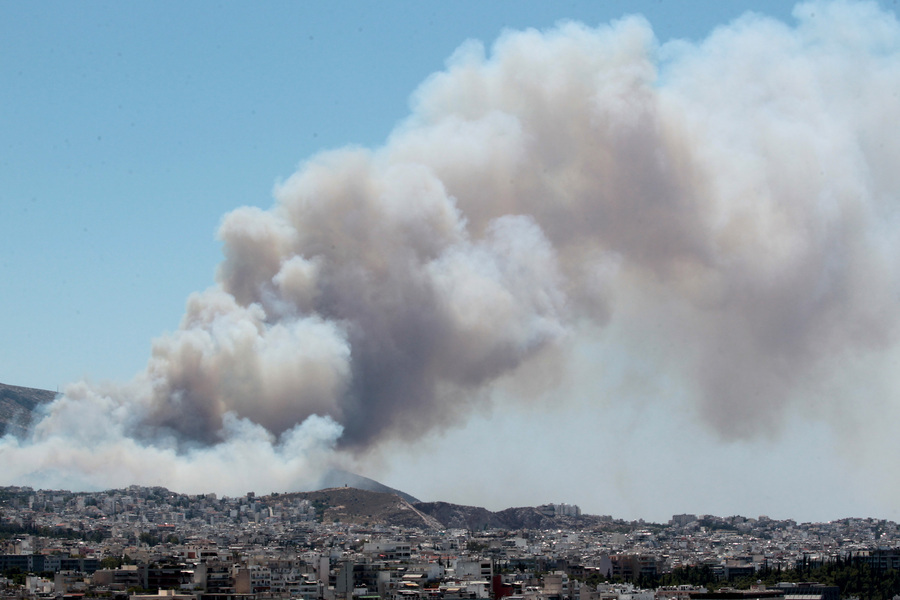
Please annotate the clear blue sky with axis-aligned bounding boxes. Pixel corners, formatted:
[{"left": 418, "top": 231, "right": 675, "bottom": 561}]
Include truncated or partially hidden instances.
[{"left": 3, "top": 1, "right": 899, "bottom": 523}]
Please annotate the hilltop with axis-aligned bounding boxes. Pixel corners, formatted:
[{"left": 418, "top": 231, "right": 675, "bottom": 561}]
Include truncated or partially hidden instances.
[
  {"left": 282, "top": 487, "right": 442, "bottom": 529},
  {"left": 316, "top": 469, "right": 420, "bottom": 504}
]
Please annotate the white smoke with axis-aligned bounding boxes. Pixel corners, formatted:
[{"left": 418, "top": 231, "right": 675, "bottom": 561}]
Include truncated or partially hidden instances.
[{"left": 3, "top": 0, "right": 900, "bottom": 495}]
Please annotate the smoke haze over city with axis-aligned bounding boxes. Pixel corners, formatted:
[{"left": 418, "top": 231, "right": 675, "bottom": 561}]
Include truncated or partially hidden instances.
[{"left": 2, "top": 1, "right": 900, "bottom": 522}]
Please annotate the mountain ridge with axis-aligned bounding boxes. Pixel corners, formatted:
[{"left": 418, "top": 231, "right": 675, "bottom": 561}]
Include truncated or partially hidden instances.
[{"left": 316, "top": 469, "right": 420, "bottom": 504}]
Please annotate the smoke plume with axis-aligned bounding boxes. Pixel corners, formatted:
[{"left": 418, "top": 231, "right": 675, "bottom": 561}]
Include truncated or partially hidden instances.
[{"left": 3, "top": 1, "right": 900, "bottom": 495}]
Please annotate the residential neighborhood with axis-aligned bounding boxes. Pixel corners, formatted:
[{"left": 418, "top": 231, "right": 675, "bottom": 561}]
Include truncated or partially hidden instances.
[{"left": 1, "top": 486, "right": 898, "bottom": 600}]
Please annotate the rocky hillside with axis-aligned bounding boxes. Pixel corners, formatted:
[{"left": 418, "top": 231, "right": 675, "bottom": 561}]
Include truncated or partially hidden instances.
[
  {"left": 411, "top": 501, "right": 499, "bottom": 530},
  {"left": 286, "top": 487, "right": 442, "bottom": 529},
  {"left": 414, "top": 501, "right": 598, "bottom": 530},
  {"left": 0, "top": 382, "right": 56, "bottom": 437}
]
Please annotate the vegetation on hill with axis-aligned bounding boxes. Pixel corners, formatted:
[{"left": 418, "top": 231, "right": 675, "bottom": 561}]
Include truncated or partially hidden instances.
[{"left": 0, "top": 382, "right": 55, "bottom": 437}]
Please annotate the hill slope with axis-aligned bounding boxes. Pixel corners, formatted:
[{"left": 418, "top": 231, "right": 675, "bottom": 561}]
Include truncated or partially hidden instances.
[
  {"left": 317, "top": 469, "right": 420, "bottom": 504},
  {"left": 285, "top": 487, "right": 441, "bottom": 529},
  {"left": 0, "top": 382, "right": 56, "bottom": 437}
]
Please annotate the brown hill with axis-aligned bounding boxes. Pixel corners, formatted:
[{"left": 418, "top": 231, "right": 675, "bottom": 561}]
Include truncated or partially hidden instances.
[
  {"left": 0, "top": 382, "right": 56, "bottom": 437},
  {"left": 317, "top": 469, "right": 420, "bottom": 504},
  {"left": 285, "top": 487, "right": 442, "bottom": 529}
]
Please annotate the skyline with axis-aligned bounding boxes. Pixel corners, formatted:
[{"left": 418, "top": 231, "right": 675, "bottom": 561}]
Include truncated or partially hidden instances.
[{"left": 3, "top": 1, "right": 900, "bottom": 524}]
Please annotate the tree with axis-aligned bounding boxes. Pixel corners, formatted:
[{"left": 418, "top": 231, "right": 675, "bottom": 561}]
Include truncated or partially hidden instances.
[{"left": 101, "top": 556, "right": 124, "bottom": 569}]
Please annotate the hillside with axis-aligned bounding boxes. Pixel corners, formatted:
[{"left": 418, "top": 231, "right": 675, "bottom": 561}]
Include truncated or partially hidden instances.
[
  {"left": 285, "top": 487, "right": 441, "bottom": 529},
  {"left": 413, "top": 501, "right": 599, "bottom": 530},
  {"left": 247, "top": 488, "right": 596, "bottom": 531},
  {"left": 0, "top": 382, "right": 56, "bottom": 437}
]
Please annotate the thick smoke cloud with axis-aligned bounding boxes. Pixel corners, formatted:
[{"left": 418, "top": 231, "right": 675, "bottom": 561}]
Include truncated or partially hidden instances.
[{"left": 3, "top": 1, "right": 900, "bottom": 493}]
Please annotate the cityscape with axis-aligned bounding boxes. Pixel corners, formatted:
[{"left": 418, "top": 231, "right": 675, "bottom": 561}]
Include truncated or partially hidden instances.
[
  {"left": 5, "top": 2, "right": 900, "bottom": 599},
  {"left": 2, "top": 484, "right": 900, "bottom": 600}
]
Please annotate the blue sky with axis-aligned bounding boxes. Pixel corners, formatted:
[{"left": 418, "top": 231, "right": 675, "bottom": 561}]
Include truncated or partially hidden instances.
[{"left": 3, "top": 1, "right": 900, "bottom": 523}]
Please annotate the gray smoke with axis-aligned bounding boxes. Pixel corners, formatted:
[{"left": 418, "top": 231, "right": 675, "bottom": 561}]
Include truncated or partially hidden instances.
[{"left": 2, "top": 1, "right": 900, "bottom": 494}]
